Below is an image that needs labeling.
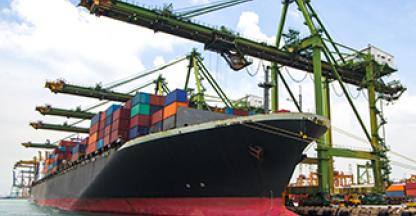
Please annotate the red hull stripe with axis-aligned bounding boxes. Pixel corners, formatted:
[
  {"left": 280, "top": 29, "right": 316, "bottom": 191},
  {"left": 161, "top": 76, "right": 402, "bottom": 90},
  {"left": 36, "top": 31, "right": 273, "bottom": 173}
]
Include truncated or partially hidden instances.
[{"left": 34, "top": 197, "right": 298, "bottom": 216}]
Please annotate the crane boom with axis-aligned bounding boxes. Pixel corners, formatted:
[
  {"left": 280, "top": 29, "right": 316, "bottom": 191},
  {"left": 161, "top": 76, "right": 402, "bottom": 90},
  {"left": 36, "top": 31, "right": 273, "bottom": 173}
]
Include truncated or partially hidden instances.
[
  {"left": 30, "top": 121, "right": 89, "bottom": 134},
  {"left": 21, "top": 142, "right": 58, "bottom": 149},
  {"left": 45, "top": 80, "right": 132, "bottom": 102},
  {"left": 36, "top": 105, "right": 96, "bottom": 119},
  {"left": 79, "top": 0, "right": 401, "bottom": 96}
]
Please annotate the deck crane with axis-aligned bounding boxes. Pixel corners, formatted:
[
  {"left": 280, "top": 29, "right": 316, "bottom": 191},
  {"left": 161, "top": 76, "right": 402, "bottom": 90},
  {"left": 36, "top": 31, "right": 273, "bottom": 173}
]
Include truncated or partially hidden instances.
[
  {"left": 45, "top": 80, "right": 132, "bottom": 102},
  {"left": 29, "top": 121, "right": 89, "bottom": 134},
  {"left": 21, "top": 141, "right": 58, "bottom": 149},
  {"left": 44, "top": 51, "right": 232, "bottom": 111},
  {"left": 79, "top": 0, "right": 406, "bottom": 195},
  {"left": 36, "top": 105, "right": 96, "bottom": 120},
  {"left": 11, "top": 158, "right": 39, "bottom": 198},
  {"left": 44, "top": 56, "right": 188, "bottom": 102}
]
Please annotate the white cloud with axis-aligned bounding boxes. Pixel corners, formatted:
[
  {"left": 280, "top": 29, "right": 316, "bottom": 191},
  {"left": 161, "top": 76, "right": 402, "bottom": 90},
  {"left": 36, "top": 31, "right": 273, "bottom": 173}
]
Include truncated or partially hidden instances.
[
  {"left": 0, "top": 0, "right": 189, "bottom": 195},
  {"left": 237, "top": 11, "right": 274, "bottom": 44},
  {"left": 153, "top": 56, "right": 166, "bottom": 67}
]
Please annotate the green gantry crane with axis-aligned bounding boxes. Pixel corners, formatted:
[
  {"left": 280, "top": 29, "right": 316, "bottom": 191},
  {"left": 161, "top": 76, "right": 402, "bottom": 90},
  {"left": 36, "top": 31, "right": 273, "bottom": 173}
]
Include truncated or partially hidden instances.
[{"left": 79, "top": 0, "right": 406, "bottom": 195}]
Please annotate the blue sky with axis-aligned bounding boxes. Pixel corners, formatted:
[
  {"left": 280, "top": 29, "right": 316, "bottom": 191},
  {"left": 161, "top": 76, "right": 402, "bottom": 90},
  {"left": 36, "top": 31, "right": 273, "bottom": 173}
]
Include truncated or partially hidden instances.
[{"left": 0, "top": 0, "right": 415, "bottom": 195}]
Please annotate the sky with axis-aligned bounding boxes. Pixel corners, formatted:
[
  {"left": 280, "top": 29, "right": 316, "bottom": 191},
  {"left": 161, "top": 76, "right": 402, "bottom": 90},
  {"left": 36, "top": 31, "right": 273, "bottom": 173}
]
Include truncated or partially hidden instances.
[{"left": 0, "top": 0, "right": 416, "bottom": 196}]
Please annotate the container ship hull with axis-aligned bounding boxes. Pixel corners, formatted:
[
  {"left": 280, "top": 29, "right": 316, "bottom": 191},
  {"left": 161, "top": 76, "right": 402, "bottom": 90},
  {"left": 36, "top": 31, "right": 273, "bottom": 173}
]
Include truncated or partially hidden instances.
[{"left": 31, "top": 113, "right": 327, "bottom": 215}]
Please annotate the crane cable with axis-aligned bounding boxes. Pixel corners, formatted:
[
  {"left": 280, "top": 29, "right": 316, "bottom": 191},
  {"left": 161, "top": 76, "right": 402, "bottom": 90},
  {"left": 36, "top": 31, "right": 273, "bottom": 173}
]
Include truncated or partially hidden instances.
[
  {"left": 245, "top": 59, "right": 263, "bottom": 77},
  {"left": 346, "top": 84, "right": 361, "bottom": 99},
  {"left": 284, "top": 66, "right": 308, "bottom": 83},
  {"left": 48, "top": 55, "right": 184, "bottom": 146},
  {"left": 331, "top": 83, "right": 344, "bottom": 97},
  {"left": 390, "top": 160, "right": 416, "bottom": 172},
  {"left": 103, "top": 56, "right": 187, "bottom": 89},
  {"left": 389, "top": 151, "right": 416, "bottom": 165}
]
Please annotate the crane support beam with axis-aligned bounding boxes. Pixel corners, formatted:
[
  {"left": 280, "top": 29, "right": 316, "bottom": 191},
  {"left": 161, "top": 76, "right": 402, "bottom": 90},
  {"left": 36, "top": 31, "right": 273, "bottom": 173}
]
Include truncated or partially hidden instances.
[
  {"left": 300, "top": 157, "right": 318, "bottom": 165},
  {"left": 79, "top": 0, "right": 400, "bottom": 95},
  {"left": 30, "top": 121, "right": 89, "bottom": 134},
  {"left": 45, "top": 80, "right": 132, "bottom": 102},
  {"left": 36, "top": 105, "right": 96, "bottom": 120},
  {"left": 323, "top": 147, "right": 377, "bottom": 161},
  {"left": 21, "top": 142, "right": 58, "bottom": 149}
]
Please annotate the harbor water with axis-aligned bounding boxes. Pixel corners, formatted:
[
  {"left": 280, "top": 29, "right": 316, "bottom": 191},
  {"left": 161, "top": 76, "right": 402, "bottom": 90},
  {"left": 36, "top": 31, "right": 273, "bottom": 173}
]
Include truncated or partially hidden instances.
[{"left": 0, "top": 199, "right": 129, "bottom": 216}]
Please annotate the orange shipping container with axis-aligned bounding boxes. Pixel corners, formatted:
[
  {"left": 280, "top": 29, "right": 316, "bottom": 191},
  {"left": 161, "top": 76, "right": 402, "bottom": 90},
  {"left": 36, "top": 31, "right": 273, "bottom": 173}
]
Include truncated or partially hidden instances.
[
  {"left": 386, "top": 184, "right": 405, "bottom": 192},
  {"left": 163, "top": 102, "right": 188, "bottom": 119},
  {"left": 88, "top": 132, "right": 98, "bottom": 145}
]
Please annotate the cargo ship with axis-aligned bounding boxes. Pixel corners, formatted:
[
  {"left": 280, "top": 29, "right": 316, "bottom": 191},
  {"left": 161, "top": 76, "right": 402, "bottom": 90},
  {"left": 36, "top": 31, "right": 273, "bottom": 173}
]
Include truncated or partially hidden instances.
[{"left": 30, "top": 89, "right": 328, "bottom": 215}]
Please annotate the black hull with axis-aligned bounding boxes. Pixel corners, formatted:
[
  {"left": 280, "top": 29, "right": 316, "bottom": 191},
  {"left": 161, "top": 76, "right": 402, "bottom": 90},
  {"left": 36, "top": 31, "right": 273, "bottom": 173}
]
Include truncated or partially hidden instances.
[{"left": 31, "top": 113, "right": 327, "bottom": 215}]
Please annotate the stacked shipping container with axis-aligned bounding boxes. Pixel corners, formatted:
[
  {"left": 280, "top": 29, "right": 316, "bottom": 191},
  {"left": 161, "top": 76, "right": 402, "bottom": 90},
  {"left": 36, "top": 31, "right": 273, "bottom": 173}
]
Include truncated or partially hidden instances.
[
  {"left": 386, "top": 184, "right": 406, "bottom": 197},
  {"left": 42, "top": 89, "right": 199, "bottom": 175},
  {"left": 110, "top": 107, "right": 130, "bottom": 143},
  {"left": 71, "top": 138, "right": 88, "bottom": 162},
  {"left": 129, "top": 93, "right": 151, "bottom": 139},
  {"left": 103, "top": 104, "right": 122, "bottom": 147},
  {"left": 88, "top": 112, "right": 101, "bottom": 154},
  {"left": 406, "top": 182, "right": 416, "bottom": 197},
  {"left": 163, "top": 89, "right": 189, "bottom": 131}
]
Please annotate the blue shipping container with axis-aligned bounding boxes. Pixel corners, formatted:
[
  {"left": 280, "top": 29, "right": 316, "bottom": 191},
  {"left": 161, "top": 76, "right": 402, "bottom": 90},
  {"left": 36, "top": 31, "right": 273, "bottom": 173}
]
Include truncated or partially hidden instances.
[
  {"left": 129, "top": 126, "right": 149, "bottom": 139},
  {"left": 105, "top": 116, "right": 113, "bottom": 126},
  {"left": 106, "top": 104, "right": 121, "bottom": 116},
  {"left": 150, "top": 122, "right": 163, "bottom": 133},
  {"left": 224, "top": 107, "right": 233, "bottom": 115},
  {"left": 58, "top": 146, "right": 66, "bottom": 152},
  {"left": 129, "top": 127, "right": 139, "bottom": 139},
  {"left": 72, "top": 144, "right": 86, "bottom": 154},
  {"left": 132, "top": 92, "right": 150, "bottom": 106},
  {"left": 164, "top": 89, "right": 187, "bottom": 106},
  {"left": 91, "top": 112, "right": 101, "bottom": 126},
  {"left": 385, "top": 191, "right": 405, "bottom": 197},
  {"left": 96, "top": 139, "right": 104, "bottom": 150}
]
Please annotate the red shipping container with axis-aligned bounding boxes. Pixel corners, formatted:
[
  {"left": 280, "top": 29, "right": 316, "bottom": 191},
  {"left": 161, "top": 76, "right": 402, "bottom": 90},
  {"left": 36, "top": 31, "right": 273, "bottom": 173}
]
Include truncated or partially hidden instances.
[
  {"left": 407, "top": 189, "right": 416, "bottom": 197},
  {"left": 63, "top": 152, "right": 72, "bottom": 161},
  {"left": 81, "top": 137, "right": 89, "bottom": 145},
  {"left": 110, "top": 130, "right": 129, "bottom": 143},
  {"left": 129, "top": 115, "right": 150, "bottom": 128},
  {"left": 104, "top": 125, "right": 112, "bottom": 136},
  {"left": 113, "top": 108, "right": 130, "bottom": 121},
  {"left": 150, "top": 95, "right": 165, "bottom": 106},
  {"left": 104, "top": 135, "right": 111, "bottom": 146},
  {"left": 233, "top": 109, "right": 249, "bottom": 116},
  {"left": 99, "top": 120, "right": 106, "bottom": 130},
  {"left": 98, "top": 129, "right": 105, "bottom": 139},
  {"left": 406, "top": 183, "right": 416, "bottom": 189},
  {"left": 125, "top": 100, "right": 132, "bottom": 109},
  {"left": 90, "top": 123, "right": 99, "bottom": 133},
  {"left": 71, "top": 153, "right": 79, "bottom": 162},
  {"left": 100, "top": 112, "right": 106, "bottom": 121},
  {"left": 112, "top": 119, "right": 129, "bottom": 131},
  {"left": 59, "top": 140, "right": 77, "bottom": 148},
  {"left": 151, "top": 110, "right": 163, "bottom": 125}
]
